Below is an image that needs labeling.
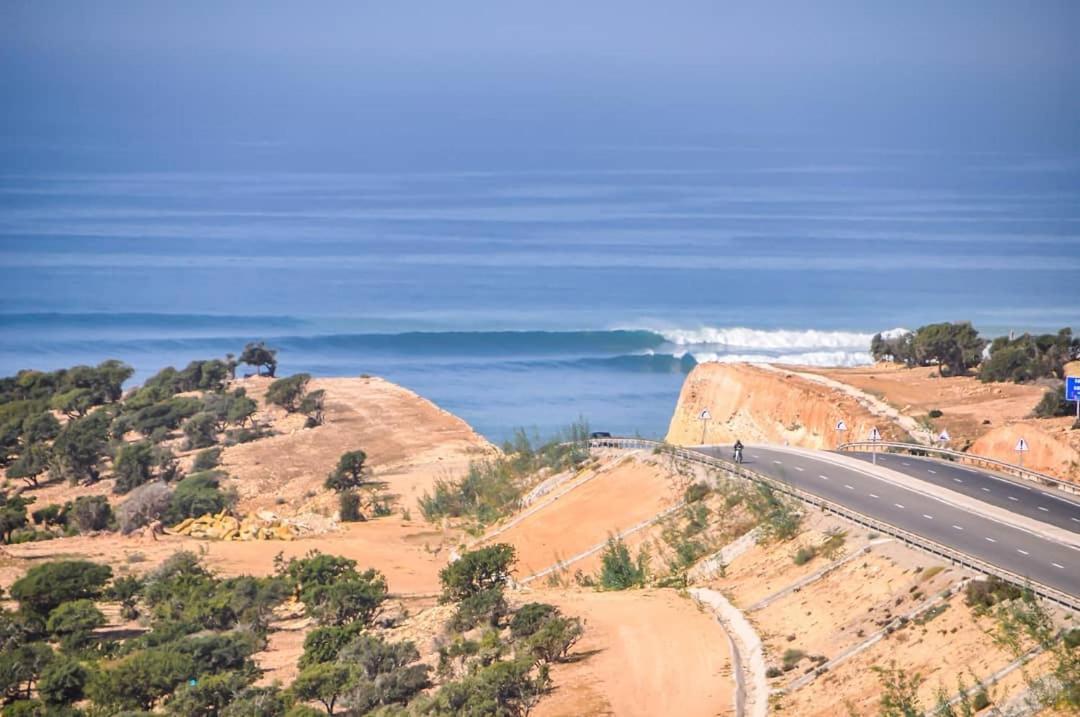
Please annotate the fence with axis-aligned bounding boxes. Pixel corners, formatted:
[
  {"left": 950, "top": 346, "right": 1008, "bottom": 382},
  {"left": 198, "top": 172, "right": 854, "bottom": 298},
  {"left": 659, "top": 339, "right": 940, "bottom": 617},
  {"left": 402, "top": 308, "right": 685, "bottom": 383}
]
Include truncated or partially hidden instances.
[
  {"left": 837, "top": 440, "right": 1079, "bottom": 497},
  {"left": 589, "top": 437, "right": 1080, "bottom": 612}
]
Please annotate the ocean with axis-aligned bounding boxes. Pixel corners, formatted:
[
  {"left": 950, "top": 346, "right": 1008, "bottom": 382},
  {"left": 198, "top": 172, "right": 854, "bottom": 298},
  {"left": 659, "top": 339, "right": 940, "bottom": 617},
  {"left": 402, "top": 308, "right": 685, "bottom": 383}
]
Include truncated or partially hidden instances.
[{"left": 2, "top": 149, "right": 1078, "bottom": 442}]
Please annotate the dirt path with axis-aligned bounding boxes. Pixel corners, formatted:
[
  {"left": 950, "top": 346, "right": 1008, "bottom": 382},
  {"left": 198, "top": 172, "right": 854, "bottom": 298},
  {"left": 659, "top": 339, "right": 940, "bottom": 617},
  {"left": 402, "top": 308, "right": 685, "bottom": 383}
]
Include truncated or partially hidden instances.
[{"left": 531, "top": 588, "right": 734, "bottom": 717}]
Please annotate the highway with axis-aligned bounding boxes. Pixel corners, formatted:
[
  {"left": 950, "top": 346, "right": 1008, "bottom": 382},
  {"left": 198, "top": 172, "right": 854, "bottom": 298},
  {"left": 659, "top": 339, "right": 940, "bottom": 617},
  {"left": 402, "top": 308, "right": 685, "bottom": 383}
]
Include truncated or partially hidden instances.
[
  {"left": 846, "top": 451, "right": 1080, "bottom": 534},
  {"left": 697, "top": 444, "right": 1080, "bottom": 599}
]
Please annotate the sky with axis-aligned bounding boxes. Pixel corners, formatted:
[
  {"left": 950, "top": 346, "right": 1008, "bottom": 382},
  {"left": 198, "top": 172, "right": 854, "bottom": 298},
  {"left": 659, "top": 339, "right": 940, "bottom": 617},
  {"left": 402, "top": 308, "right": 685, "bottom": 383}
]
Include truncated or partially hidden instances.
[{"left": 2, "top": 1, "right": 1079, "bottom": 172}]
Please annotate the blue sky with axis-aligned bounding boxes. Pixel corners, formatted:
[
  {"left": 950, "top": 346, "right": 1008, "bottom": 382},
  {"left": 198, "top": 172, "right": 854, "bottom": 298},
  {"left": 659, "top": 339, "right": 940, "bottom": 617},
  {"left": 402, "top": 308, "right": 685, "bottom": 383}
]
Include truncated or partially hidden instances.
[{"left": 2, "top": 1, "right": 1079, "bottom": 170}]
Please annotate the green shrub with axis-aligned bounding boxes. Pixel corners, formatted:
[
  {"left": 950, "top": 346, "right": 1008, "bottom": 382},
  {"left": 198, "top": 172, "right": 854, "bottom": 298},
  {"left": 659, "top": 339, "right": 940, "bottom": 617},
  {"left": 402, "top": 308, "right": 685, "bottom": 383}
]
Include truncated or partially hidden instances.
[
  {"left": 324, "top": 451, "right": 368, "bottom": 492},
  {"left": 792, "top": 546, "right": 816, "bottom": 566},
  {"left": 963, "top": 577, "right": 1022, "bottom": 610},
  {"left": 70, "top": 495, "right": 113, "bottom": 533},
  {"left": 183, "top": 412, "right": 219, "bottom": 450},
  {"left": 164, "top": 472, "right": 234, "bottom": 524},
  {"left": 928, "top": 409, "right": 943, "bottom": 419},
  {"left": 746, "top": 485, "right": 802, "bottom": 543},
  {"left": 298, "top": 624, "right": 363, "bottom": 667},
  {"left": 598, "top": 536, "right": 647, "bottom": 590},
  {"left": 192, "top": 448, "right": 222, "bottom": 472},
  {"left": 781, "top": 648, "right": 806, "bottom": 671},
  {"left": 449, "top": 588, "right": 509, "bottom": 632},
  {"left": 38, "top": 655, "right": 89, "bottom": 705},
  {"left": 509, "top": 603, "right": 560, "bottom": 640},
  {"left": 684, "top": 483, "right": 710, "bottom": 503},
  {"left": 46, "top": 599, "right": 106, "bottom": 650},
  {"left": 338, "top": 492, "right": 362, "bottom": 522},
  {"left": 10, "top": 560, "right": 112, "bottom": 618},
  {"left": 1033, "top": 387, "right": 1071, "bottom": 418},
  {"left": 266, "top": 374, "right": 311, "bottom": 413},
  {"left": 439, "top": 544, "right": 516, "bottom": 602}
]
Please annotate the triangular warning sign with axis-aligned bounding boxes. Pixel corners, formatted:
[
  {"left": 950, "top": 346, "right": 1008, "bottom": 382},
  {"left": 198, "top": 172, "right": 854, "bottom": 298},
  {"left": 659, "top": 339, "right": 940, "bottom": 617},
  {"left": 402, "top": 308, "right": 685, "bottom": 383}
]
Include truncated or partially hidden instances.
[{"left": 1015, "top": 438, "right": 1029, "bottom": 452}]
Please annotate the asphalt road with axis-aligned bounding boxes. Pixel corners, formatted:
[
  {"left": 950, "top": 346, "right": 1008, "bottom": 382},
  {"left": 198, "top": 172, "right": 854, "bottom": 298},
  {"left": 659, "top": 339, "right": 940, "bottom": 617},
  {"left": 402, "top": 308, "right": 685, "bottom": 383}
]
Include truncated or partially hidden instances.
[
  {"left": 697, "top": 444, "right": 1080, "bottom": 599},
  {"left": 845, "top": 451, "right": 1080, "bottom": 534}
]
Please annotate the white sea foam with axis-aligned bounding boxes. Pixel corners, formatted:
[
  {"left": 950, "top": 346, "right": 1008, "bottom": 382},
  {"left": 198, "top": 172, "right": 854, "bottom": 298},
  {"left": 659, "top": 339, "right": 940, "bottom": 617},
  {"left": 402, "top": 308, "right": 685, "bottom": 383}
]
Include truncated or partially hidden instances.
[{"left": 649, "top": 326, "right": 910, "bottom": 367}]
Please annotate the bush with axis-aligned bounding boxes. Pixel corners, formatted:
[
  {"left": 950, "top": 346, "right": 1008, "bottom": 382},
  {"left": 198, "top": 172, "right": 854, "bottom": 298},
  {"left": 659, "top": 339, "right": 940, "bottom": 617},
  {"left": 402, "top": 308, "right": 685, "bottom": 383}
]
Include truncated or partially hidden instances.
[
  {"left": 782, "top": 648, "right": 806, "bottom": 671},
  {"left": 117, "top": 482, "right": 172, "bottom": 534},
  {"left": 521, "top": 615, "right": 583, "bottom": 664},
  {"left": 183, "top": 412, "right": 219, "bottom": 450},
  {"left": 164, "top": 472, "right": 234, "bottom": 524},
  {"left": 683, "top": 483, "right": 710, "bottom": 503},
  {"left": 449, "top": 588, "right": 509, "bottom": 632},
  {"left": 439, "top": 544, "right": 516, "bottom": 602},
  {"left": 46, "top": 599, "right": 106, "bottom": 650},
  {"left": 1033, "top": 387, "right": 1071, "bottom": 418},
  {"left": 266, "top": 374, "right": 311, "bottom": 413},
  {"left": 928, "top": 409, "right": 943, "bottom": 419},
  {"left": 10, "top": 560, "right": 112, "bottom": 618},
  {"left": 86, "top": 648, "right": 195, "bottom": 712},
  {"left": 132, "top": 397, "right": 203, "bottom": 436},
  {"left": 113, "top": 441, "right": 156, "bottom": 494},
  {"left": 192, "top": 447, "right": 222, "bottom": 472},
  {"left": 31, "top": 504, "right": 67, "bottom": 528},
  {"left": 598, "top": 536, "right": 647, "bottom": 590},
  {"left": 792, "top": 546, "right": 816, "bottom": 566},
  {"left": 746, "top": 485, "right": 802, "bottom": 543},
  {"left": 510, "top": 603, "right": 560, "bottom": 640},
  {"left": 298, "top": 624, "right": 363, "bottom": 667},
  {"left": 290, "top": 662, "right": 351, "bottom": 715},
  {"left": 38, "top": 655, "right": 88, "bottom": 705},
  {"left": 766, "top": 666, "right": 783, "bottom": 678},
  {"left": 963, "top": 577, "right": 1022, "bottom": 610},
  {"left": 70, "top": 495, "right": 112, "bottom": 533},
  {"left": 419, "top": 459, "right": 520, "bottom": 526},
  {"left": 338, "top": 492, "right": 362, "bottom": 522},
  {"left": 299, "top": 570, "right": 389, "bottom": 627}
]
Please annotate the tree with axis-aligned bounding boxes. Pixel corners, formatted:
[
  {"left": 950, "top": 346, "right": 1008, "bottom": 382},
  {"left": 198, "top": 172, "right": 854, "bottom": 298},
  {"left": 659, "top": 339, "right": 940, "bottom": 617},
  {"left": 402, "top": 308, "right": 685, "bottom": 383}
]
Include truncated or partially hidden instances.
[
  {"left": 301, "top": 570, "right": 388, "bottom": 627},
  {"left": 522, "top": 615, "right": 583, "bottom": 665},
  {"left": 509, "top": 604, "right": 560, "bottom": 640},
  {"left": 46, "top": 599, "right": 106, "bottom": 651},
  {"left": 240, "top": 342, "right": 278, "bottom": 378},
  {"left": 183, "top": 412, "right": 219, "bottom": 450},
  {"left": 427, "top": 657, "right": 548, "bottom": 717},
  {"left": 912, "top": 322, "right": 985, "bottom": 377},
  {"left": 8, "top": 443, "right": 51, "bottom": 487},
  {"left": 325, "top": 451, "right": 368, "bottom": 492},
  {"left": 69, "top": 495, "right": 113, "bottom": 533},
  {"left": 0, "top": 494, "right": 30, "bottom": 543},
  {"left": 193, "top": 447, "right": 222, "bottom": 472},
  {"left": 597, "top": 537, "right": 647, "bottom": 590},
  {"left": 114, "top": 441, "right": 156, "bottom": 494},
  {"left": 21, "top": 411, "right": 60, "bottom": 444},
  {"left": 108, "top": 575, "right": 144, "bottom": 620},
  {"left": 338, "top": 492, "right": 362, "bottom": 522},
  {"left": 298, "top": 624, "right": 364, "bottom": 668},
  {"left": 38, "top": 655, "right": 88, "bottom": 705},
  {"left": 0, "top": 642, "right": 54, "bottom": 703},
  {"left": 290, "top": 662, "right": 353, "bottom": 715},
  {"left": 439, "top": 544, "right": 516, "bottom": 603},
  {"left": 165, "top": 670, "right": 259, "bottom": 717},
  {"left": 300, "top": 389, "right": 326, "bottom": 427},
  {"left": 87, "top": 648, "right": 195, "bottom": 712},
  {"left": 51, "top": 410, "right": 110, "bottom": 485},
  {"left": 339, "top": 635, "right": 430, "bottom": 713},
  {"left": 9, "top": 560, "right": 113, "bottom": 619},
  {"left": 266, "top": 374, "right": 311, "bottom": 413}
]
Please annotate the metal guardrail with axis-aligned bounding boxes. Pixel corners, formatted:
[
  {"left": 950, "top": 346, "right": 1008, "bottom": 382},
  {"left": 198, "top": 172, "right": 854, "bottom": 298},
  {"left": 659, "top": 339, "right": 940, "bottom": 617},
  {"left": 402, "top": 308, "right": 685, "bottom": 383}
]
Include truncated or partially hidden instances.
[
  {"left": 837, "top": 441, "right": 1079, "bottom": 497},
  {"left": 590, "top": 438, "right": 1080, "bottom": 612}
]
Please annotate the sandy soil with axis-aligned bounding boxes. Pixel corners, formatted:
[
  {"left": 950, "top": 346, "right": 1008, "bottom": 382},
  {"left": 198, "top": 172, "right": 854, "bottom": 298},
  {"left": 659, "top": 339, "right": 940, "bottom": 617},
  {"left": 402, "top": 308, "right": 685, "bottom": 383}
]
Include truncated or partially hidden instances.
[
  {"left": 223, "top": 375, "right": 495, "bottom": 516},
  {"left": 482, "top": 455, "right": 685, "bottom": 579},
  {"left": 529, "top": 588, "right": 734, "bottom": 717}
]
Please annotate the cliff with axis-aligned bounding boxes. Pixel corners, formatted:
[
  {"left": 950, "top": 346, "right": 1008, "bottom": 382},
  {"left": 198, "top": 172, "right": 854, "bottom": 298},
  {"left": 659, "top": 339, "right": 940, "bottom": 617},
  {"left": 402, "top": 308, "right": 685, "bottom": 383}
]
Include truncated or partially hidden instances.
[{"left": 665, "top": 362, "right": 910, "bottom": 448}]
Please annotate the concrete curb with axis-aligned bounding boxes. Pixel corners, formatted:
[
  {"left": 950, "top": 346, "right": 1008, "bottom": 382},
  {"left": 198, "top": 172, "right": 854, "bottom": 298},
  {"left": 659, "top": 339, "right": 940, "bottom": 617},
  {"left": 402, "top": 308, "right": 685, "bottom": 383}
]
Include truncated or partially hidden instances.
[{"left": 690, "top": 587, "right": 768, "bottom": 717}]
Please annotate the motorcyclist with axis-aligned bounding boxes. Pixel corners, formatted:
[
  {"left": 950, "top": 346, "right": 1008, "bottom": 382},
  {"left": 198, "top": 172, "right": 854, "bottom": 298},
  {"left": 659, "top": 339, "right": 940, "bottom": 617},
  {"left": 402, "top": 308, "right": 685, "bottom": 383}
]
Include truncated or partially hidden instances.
[{"left": 733, "top": 439, "right": 744, "bottom": 464}]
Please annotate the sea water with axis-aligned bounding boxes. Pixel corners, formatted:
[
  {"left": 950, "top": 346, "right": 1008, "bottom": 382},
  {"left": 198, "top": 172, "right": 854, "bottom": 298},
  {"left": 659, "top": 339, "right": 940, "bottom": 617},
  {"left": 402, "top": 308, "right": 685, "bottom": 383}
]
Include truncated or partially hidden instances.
[{"left": 2, "top": 150, "right": 1078, "bottom": 441}]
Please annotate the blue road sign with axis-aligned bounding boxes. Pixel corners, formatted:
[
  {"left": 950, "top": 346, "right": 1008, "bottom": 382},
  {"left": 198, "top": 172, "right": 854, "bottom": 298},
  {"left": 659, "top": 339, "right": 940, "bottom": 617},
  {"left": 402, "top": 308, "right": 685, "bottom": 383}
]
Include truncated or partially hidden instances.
[{"left": 1067, "top": 376, "right": 1080, "bottom": 402}]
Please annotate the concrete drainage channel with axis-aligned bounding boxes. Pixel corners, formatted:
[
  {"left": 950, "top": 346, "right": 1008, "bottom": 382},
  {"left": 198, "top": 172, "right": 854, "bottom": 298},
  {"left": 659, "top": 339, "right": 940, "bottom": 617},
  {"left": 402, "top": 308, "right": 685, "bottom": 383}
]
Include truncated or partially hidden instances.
[{"left": 689, "top": 587, "right": 768, "bottom": 717}]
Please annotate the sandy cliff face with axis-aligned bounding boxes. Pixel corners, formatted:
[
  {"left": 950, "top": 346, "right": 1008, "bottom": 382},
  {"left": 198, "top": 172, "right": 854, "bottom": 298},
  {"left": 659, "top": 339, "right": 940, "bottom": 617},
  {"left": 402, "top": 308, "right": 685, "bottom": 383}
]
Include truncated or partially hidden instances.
[
  {"left": 970, "top": 419, "right": 1079, "bottom": 481},
  {"left": 665, "top": 362, "right": 909, "bottom": 448}
]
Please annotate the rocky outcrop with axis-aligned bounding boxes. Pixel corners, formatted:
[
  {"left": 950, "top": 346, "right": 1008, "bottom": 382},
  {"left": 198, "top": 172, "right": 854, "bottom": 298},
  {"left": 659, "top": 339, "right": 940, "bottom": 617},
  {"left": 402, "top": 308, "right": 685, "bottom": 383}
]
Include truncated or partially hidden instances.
[{"left": 665, "top": 363, "right": 910, "bottom": 448}]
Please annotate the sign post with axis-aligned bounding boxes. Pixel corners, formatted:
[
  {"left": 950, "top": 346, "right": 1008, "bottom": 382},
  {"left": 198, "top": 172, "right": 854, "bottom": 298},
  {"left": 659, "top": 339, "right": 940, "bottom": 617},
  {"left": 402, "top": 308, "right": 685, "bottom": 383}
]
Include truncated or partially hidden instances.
[
  {"left": 938, "top": 428, "right": 951, "bottom": 447},
  {"left": 1067, "top": 377, "right": 1080, "bottom": 421},
  {"left": 698, "top": 409, "right": 711, "bottom": 445},
  {"left": 869, "top": 426, "right": 882, "bottom": 465},
  {"left": 1015, "top": 437, "right": 1029, "bottom": 468}
]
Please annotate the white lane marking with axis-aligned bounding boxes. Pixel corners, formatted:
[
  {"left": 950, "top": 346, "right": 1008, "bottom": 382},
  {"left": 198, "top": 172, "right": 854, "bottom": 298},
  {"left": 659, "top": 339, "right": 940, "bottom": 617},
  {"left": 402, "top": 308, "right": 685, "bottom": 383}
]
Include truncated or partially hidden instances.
[
  {"left": 1017, "top": 549, "right": 1029, "bottom": 555},
  {"left": 894, "top": 503, "right": 905, "bottom": 509},
  {"left": 1008, "top": 496, "right": 1019, "bottom": 502},
  {"left": 1052, "top": 563, "right": 1064, "bottom": 569},
  {"left": 1041, "top": 492, "right": 1057, "bottom": 498},
  {"left": 844, "top": 484, "right": 854, "bottom": 490},
  {"left": 1072, "top": 518, "right": 1080, "bottom": 524},
  {"left": 922, "top": 514, "right": 933, "bottom": 520},
  {"left": 869, "top": 493, "right": 879, "bottom": 499},
  {"left": 819, "top": 474, "right": 830, "bottom": 481},
  {"left": 928, "top": 469, "right": 937, "bottom": 474},
  {"left": 982, "top": 487, "right": 991, "bottom": 493},
  {"left": 953, "top": 478, "right": 963, "bottom": 484},
  {"left": 794, "top": 466, "right": 805, "bottom": 472},
  {"left": 985, "top": 537, "right": 996, "bottom": 543},
  {"left": 773, "top": 460, "right": 783, "bottom": 465},
  {"left": 902, "top": 462, "right": 911, "bottom": 466},
  {"left": 952, "top": 525, "right": 963, "bottom": 530},
  {"left": 1037, "top": 506, "right": 1049, "bottom": 512},
  {"left": 752, "top": 454, "right": 760, "bottom": 459}
]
